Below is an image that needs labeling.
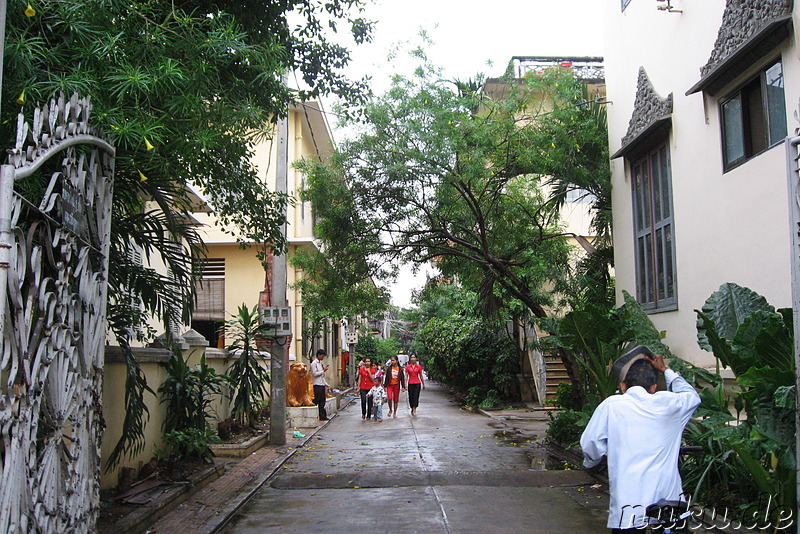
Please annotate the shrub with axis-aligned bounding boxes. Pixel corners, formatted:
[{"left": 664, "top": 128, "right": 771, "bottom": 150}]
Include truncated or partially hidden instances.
[
  {"left": 554, "top": 382, "right": 579, "bottom": 411},
  {"left": 225, "top": 304, "right": 272, "bottom": 426},
  {"left": 157, "top": 428, "right": 221, "bottom": 464},
  {"left": 546, "top": 409, "right": 584, "bottom": 447}
]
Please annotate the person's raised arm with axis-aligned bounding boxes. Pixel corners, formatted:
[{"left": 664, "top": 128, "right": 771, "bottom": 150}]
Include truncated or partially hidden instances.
[{"left": 651, "top": 353, "right": 700, "bottom": 414}]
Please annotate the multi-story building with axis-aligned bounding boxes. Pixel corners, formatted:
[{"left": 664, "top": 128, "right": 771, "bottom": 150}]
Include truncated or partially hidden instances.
[
  {"left": 190, "top": 100, "right": 346, "bottom": 378},
  {"left": 604, "top": 0, "right": 796, "bottom": 366}
]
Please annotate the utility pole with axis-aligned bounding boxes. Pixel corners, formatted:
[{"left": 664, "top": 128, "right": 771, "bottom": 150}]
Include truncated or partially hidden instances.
[{"left": 269, "top": 106, "right": 289, "bottom": 446}]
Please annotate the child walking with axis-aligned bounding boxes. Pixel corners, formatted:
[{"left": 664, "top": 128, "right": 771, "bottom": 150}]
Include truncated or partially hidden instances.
[{"left": 366, "top": 378, "right": 387, "bottom": 422}]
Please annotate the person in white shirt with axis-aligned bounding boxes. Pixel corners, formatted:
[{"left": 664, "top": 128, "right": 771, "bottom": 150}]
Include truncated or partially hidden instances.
[
  {"left": 366, "top": 378, "right": 388, "bottom": 422},
  {"left": 310, "top": 349, "right": 329, "bottom": 422},
  {"left": 580, "top": 346, "right": 701, "bottom": 533}
]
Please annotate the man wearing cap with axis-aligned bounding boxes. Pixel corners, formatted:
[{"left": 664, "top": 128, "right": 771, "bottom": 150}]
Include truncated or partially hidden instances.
[{"left": 580, "top": 346, "right": 701, "bottom": 533}]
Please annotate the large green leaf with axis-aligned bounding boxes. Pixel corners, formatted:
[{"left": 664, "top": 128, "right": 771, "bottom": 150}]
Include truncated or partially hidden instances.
[
  {"left": 737, "top": 366, "right": 795, "bottom": 389},
  {"left": 617, "top": 291, "right": 674, "bottom": 357},
  {"left": 697, "top": 283, "right": 773, "bottom": 351},
  {"left": 729, "top": 439, "right": 777, "bottom": 496},
  {"left": 774, "top": 385, "right": 796, "bottom": 410},
  {"left": 731, "top": 310, "right": 794, "bottom": 372},
  {"left": 558, "top": 306, "right": 619, "bottom": 356}
]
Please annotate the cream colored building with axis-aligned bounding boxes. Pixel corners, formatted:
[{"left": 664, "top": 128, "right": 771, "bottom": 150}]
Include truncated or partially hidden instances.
[
  {"left": 190, "top": 100, "right": 344, "bottom": 377},
  {"left": 100, "top": 101, "right": 345, "bottom": 489},
  {"left": 604, "top": 0, "right": 796, "bottom": 366}
]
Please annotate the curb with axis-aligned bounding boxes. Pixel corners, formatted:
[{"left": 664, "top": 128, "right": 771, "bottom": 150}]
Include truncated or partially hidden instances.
[
  {"left": 106, "top": 463, "right": 226, "bottom": 534},
  {"left": 198, "top": 412, "right": 338, "bottom": 534}
]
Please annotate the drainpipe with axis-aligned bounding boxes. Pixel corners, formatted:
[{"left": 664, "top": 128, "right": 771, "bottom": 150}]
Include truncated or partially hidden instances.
[{"left": 784, "top": 134, "right": 800, "bottom": 519}]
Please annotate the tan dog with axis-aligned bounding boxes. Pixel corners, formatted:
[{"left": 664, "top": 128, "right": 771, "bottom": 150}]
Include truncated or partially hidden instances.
[{"left": 286, "top": 362, "right": 315, "bottom": 407}]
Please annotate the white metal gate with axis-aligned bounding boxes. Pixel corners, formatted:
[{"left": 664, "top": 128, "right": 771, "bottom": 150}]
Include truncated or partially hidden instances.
[{"left": 0, "top": 93, "right": 114, "bottom": 533}]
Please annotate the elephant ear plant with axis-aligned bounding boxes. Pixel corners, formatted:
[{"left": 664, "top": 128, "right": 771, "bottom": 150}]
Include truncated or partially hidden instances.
[
  {"left": 688, "top": 282, "right": 796, "bottom": 524},
  {"left": 224, "top": 304, "right": 274, "bottom": 427}
]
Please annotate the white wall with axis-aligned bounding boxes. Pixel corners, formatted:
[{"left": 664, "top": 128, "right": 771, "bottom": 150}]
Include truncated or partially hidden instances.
[{"left": 605, "top": 0, "right": 796, "bottom": 365}]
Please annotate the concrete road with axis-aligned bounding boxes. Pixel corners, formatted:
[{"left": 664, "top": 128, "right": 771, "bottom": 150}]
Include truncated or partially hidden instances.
[{"left": 219, "top": 383, "right": 609, "bottom": 533}]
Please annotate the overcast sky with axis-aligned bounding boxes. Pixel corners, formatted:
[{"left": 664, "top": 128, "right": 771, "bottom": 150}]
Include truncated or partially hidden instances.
[
  {"left": 347, "top": 0, "right": 605, "bottom": 88},
  {"left": 325, "top": 0, "right": 606, "bottom": 308}
]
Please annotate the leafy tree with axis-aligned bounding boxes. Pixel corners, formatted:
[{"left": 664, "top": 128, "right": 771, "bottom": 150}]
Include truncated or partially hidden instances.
[
  {"left": 353, "top": 334, "right": 397, "bottom": 366},
  {"left": 415, "top": 284, "right": 518, "bottom": 407},
  {"left": 3, "top": 0, "right": 373, "bottom": 468},
  {"left": 532, "top": 76, "right": 615, "bottom": 310},
  {"left": 298, "top": 52, "right": 602, "bottom": 321},
  {"left": 289, "top": 168, "right": 391, "bottom": 359}
]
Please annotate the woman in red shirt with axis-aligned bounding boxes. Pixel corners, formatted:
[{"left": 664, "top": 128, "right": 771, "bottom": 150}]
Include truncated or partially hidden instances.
[
  {"left": 358, "top": 357, "right": 375, "bottom": 420},
  {"left": 404, "top": 354, "right": 425, "bottom": 416},
  {"left": 383, "top": 355, "right": 406, "bottom": 418}
]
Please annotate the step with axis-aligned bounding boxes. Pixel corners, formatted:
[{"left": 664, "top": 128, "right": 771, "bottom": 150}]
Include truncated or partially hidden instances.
[{"left": 546, "top": 375, "right": 570, "bottom": 382}]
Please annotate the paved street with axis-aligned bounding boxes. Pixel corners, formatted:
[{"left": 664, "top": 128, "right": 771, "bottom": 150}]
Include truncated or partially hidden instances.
[{"left": 219, "top": 383, "right": 608, "bottom": 533}]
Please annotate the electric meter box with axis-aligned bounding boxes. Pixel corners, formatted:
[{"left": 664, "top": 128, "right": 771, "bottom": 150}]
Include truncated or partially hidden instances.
[{"left": 260, "top": 306, "right": 292, "bottom": 337}]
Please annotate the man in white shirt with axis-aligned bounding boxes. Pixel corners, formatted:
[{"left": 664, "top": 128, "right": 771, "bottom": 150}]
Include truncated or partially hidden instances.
[
  {"left": 310, "top": 349, "right": 329, "bottom": 422},
  {"left": 580, "top": 346, "right": 701, "bottom": 533}
]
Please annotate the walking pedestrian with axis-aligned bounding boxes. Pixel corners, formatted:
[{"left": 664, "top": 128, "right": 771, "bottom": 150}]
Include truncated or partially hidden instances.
[
  {"left": 310, "top": 348, "right": 329, "bottom": 422},
  {"left": 358, "top": 357, "right": 375, "bottom": 420},
  {"left": 405, "top": 354, "right": 425, "bottom": 416},
  {"left": 366, "top": 377, "right": 387, "bottom": 422},
  {"left": 383, "top": 355, "right": 406, "bottom": 418}
]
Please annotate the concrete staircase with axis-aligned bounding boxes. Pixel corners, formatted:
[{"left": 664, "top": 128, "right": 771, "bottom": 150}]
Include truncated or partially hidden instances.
[{"left": 544, "top": 354, "right": 571, "bottom": 404}]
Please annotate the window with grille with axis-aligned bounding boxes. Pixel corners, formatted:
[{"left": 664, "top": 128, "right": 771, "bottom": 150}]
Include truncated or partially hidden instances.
[{"left": 632, "top": 142, "right": 677, "bottom": 311}]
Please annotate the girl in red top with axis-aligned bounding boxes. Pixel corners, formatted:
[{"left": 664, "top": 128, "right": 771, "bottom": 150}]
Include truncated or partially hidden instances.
[
  {"left": 404, "top": 354, "right": 425, "bottom": 416},
  {"left": 383, "top": 355, "right": 406, "bottom": 418},
  {"left": 358, "top": 357, "right": 375, "bottom": 420}
]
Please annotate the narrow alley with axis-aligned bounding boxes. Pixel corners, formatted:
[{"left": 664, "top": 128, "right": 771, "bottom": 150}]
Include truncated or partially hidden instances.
[{"left": 218, "top": 383, "right": 608, "bottom": 533}]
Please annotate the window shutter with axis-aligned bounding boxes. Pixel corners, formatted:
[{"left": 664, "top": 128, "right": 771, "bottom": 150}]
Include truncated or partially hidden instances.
[{"left": 194, "top": 259, "right": 225, "bottom": 321}]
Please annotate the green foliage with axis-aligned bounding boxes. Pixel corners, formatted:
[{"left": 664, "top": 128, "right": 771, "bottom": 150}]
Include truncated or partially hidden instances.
[
  {"left": 693, "top": 282, "right": 796, "bottom": 513},
  {"left": 298, "top": 50, "right": 606, "bottom": 320},
  {"left": 536, "top": 75, "right": 614, "bottom": 311},
  {"left": 539, "top": 290, "right": 715, "bottom": 412},
  {"left": 554, "top": 382, "right": 580, "bottom": 411},
  {"left": 544, "top": 305, "right": 623, "bottom": 401},
  {"left": 354, "top": 334, "right": 398, "bottom": 365},
  {"left": 682, "top": 395, "right": 757, "bottom": 510},
  {"left": 103, "top": 340, "right": 155, "bottom": 472},
  {"left": 157, "top": 428, "right": 221, "bottom": 464},
  {"left": 225, "top": 305, "right": 273, "bottom": 427},
  {"left": 546, "top": 410, "right": 585, "bottom": 448},
  {"left": 159, "top": 352, "right": 229, "bottom": 435},
  {"left": 415, "top": 287, "right": 519, "bottom": 406},
  {"left": 5, "top": 0, "right": 373, "bottom": 465}
]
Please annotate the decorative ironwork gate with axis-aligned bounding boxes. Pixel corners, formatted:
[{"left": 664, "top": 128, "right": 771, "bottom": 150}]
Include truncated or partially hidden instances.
[{"left": 0, "top": 93, "right": 114, "bottom": 532}]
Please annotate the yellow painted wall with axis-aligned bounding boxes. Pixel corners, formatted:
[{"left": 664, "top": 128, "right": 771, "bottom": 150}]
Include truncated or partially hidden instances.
[{"left": 101, "top": 352, "right": 170, "bottom": 490}]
